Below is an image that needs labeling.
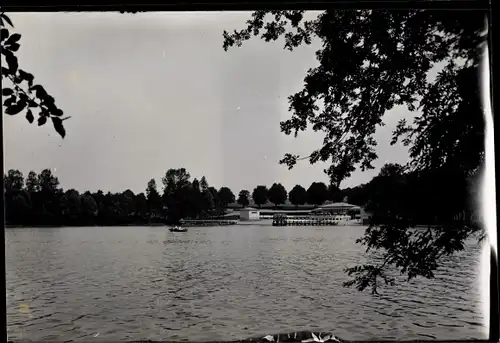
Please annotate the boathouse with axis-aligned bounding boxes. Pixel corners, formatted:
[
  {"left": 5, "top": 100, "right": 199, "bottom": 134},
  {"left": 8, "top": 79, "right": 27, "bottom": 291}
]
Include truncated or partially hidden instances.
[
  {"left": 310, "top": 202, "right": 360, "bottom": 216},
  {"left": 239, "top": 207, "right": 260, "bottom": 221}
]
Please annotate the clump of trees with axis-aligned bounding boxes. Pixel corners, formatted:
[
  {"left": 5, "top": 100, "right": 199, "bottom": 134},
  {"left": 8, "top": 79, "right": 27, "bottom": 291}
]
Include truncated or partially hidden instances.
[
  {"left": 3, "top": 165, "right": 346, "bottom": 226},
  {"left": 3, "top": 168, "right": 235, "bottom": 226},
  {"left": 247, "top": 182, "right": 335, "bottom": 209}
]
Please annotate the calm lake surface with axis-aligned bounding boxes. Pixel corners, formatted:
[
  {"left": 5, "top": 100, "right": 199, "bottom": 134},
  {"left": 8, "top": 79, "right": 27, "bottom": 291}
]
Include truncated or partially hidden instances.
[{"left": 6, "top": 225, "right": 488, "bottom": 342}]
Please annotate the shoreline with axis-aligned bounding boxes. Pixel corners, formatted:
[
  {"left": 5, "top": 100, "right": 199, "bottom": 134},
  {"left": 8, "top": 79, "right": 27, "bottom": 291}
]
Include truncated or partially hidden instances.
[
  {"left": 5, "top": 223, "right": 168, "bottom": 228},
  {"left": 151, "top": 342, "right": 480, "bottom": 343},
  {"left": 6, "top": 223, "right": 446, "bottom": 229}
]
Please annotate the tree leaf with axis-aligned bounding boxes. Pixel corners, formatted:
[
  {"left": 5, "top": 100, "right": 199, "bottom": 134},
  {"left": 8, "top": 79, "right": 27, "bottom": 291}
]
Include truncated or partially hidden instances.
[
  {"left": 18, "top": 92, "right": 28, "bottom": 103},
  {"left": 6, "top": 42, "right": 20, "bottom": 52},
  {"left": 5, "top": 33, "right": 20, "bottom": 45},
  {"left": 25, "top": 109, "right": 34, "bottom": 123},
  {"left": 15, "top": 97, "right": 28, "bottom": 112},
  {"left": 5, "top": 103, "right": 24, "bottom": 115},
  {"left": 51, "top": 117, "right": 66, "bottom": 138},
  {"left": 37, "top": 116, "right": 47, "bottom": 126},
  {"left": 0, "top": 13, "right": 14, "bottom": 27},
  {"left": 3, "top": 94, "right": 16, "bottom": 107},
  {"left": 29, "top": 84, "right": 43, "bottom": 92},
  {"left": 2, "top": 88, "right": 14, "bottom": 96},
  {"left": 1, "top": 66, "right": 9, "bottom": 76},
  {"left": 6, "top": 53, "right": 18, "bottom": 74},
  {"left": 43, "top": 95, "right": 56, "bottom": 105},
  {"left": 1, "top": 45, "right": 13, "bottom": 57},
  {"left": 30, "top": 85, "right": 47, "bottom": 99},
  {"left": 18, "top": 69, "right": 34, "bottom": 87},
  {"left": 52, "top": 108, "right": 64, "bottom": 117},
  {"left": 0, "top": 28, "right": 8, "bottom": 41}
]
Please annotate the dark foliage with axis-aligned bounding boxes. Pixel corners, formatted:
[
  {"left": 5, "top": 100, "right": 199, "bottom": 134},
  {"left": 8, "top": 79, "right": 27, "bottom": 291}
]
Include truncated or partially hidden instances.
[
  {"left": 288, "top": 184, "right": 307, "bottom": 209},
  {"left": 306, "top": 182, "right": 329, "bottom": 206},
  {"left": 218, "top": 187, "right": 236, "bottom": 210},
  {"left": 267, "top": 183, "right": 288, "bottom": 208},
  {"left": 252, "top": 185, "right": 269, "bottom": 209},
  {"left": 1, "top": 13, "right": 69, "bottom": 138},
  {"left": 223, "top": 9, "right": 487, "bottom": 293},
  {"left": 237, "top": 189, "right": 251, "bottom": 208},
  {"left": 4, "top": 168, "right": 228, "bottom": 227}
]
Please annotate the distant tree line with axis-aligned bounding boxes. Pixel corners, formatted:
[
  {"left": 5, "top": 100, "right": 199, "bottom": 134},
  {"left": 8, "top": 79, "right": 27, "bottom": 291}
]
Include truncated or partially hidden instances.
[
  {"left": 4, "top": 168, "right": 233, "bottom": 226},
  {"left": 4, "top": 163, "right": 478, "bottom": 227},
  {"left": 3, "top": 167, "right": 336, "bottom": 226},
  {"left": 238, "top": 182, "right": 337, "bottom": 209}
]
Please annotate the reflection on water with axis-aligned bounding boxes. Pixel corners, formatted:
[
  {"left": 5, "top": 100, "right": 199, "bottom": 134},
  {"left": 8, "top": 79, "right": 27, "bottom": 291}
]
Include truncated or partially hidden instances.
[{"left": 6, "top": 225, "right": 488, "bottom": 342}]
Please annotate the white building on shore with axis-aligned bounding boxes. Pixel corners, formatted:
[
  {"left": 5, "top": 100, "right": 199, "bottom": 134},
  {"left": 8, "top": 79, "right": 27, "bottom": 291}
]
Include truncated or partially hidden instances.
[
  {"left": 239, "top": 207, "right": 260, "bottom": 221},
  {"left": 310, "top": 202, "right": 360, "bottom": 215}
]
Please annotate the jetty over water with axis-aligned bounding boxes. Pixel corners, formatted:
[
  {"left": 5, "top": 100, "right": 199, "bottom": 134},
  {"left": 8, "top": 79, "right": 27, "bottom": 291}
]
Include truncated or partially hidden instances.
[
  {"left": 180, "top": 219, "right": 237, "bottom": 227},
  {"left": 272, "top": 215, "right": 342, "bottom": 227}
]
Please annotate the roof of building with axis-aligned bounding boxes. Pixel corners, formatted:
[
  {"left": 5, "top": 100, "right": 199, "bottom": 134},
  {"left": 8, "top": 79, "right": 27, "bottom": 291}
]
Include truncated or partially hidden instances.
[
  {"left": 240, "top": 207, "right": 259, "bottom": 211},
  {"left": 311, "top": 202, "right": 359, "bottom": 211}
]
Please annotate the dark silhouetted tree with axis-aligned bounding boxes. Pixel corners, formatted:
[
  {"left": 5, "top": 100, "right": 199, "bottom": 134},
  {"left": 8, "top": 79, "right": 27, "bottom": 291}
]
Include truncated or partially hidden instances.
[
  {"left": 288, "top": 184, "right": 307, "bottom": 209},
  {"left": 306, "top": 182, "right": 328, "bottom": 206},
  {"left": 190, "top": 178, "right": 203, "bottom": 218},
  {"left": 121, "top": 189, "right": 136, "bottom": 217},
  {"left": 81, "top": 193, "right": 98, "bottom": 223},
  {"left": 4, "top": 169, "right": 24, "bottom": 192},
  {"left": 34, "top": 169, "right": 62, "bottom": 224},
  {"left": 5, "top": 191, "right": 31, "bottom": 224},
  {"left": 237, "top": 189, "right": 250, "bottom": 208},
  {"left": 218, "top": 187, "right": 235, "bottom": 210},
  {"left": 61, "top": 189, "right": 81, "bottom": 223},
  {"left": 252, "top": 185, "right": 268, "bottom": 208},
  {"left": 162, "top": 168, "right": 191, "bottom": 195},
  {"left": 134, "top": 193, "right": 148, "bottom": 220},
  {"left": 161, "top": 168, "right": 192, "bottom": 224},
  {"left": 192, "top": 178, "right": 200, "bottom": 192},
  {"left": 208, "top": 186, "right": 220, "bottom": 216},
  {"left": 146, "top": 178, "right": 162, "bottom": 219},
  {"left": 202, "top": 188, "right": 215, "bottom": 214},
  {"left": 200, "top": 176, "right": 209, "bottom": 192},
  {"left": 198, "top": 176, "right": 215, "bottom": 215},
  {"left": 327, "top": 184, "right": 342, "bottom": 202},
  {"left": 267, "top": 183, "right": 287, "bottom": 208},
  {"left": 25, "top": 170, "right": 40, "bottom": 193},
  {"left": 4, "top": 169, "right": 30, "bottom": 223},
  {"left": 38, "top": 168, "right": 59, "bottom": 194}
]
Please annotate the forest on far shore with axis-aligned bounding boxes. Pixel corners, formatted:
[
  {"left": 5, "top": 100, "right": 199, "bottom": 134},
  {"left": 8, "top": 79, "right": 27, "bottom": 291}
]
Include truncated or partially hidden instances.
[{"left": 4, "top": 163, "right": 480, "bottom": 227}]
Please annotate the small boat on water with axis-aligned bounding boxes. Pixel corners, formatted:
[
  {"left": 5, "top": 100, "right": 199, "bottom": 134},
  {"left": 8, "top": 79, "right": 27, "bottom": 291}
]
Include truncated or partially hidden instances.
[{"left": 169, "top": 226, "right": 187, "bottom": 232}]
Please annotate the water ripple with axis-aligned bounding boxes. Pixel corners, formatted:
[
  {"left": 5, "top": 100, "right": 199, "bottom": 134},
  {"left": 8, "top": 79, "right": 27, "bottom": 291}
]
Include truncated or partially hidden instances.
[{"left": 6, "top": 225, "right": 488, "bottom": 342}]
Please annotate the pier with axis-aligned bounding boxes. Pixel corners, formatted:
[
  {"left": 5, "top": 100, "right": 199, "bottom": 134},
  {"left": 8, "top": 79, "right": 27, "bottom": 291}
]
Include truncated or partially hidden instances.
[
  {"left": 180, "top": 219, "right": 238, "bottom": 227},
  {"left": 272, "top": 215, "right": 339, "bottom": 226}
]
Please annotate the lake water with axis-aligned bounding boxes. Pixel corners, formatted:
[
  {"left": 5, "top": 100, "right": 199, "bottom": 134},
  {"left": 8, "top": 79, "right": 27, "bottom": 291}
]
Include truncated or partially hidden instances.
[{"left": 6, "top": 225, "right": 488, "bottom": 342}]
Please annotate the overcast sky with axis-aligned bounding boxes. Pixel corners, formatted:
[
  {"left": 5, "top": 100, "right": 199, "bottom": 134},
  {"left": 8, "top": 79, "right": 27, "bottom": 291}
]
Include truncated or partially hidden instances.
[{"left": 3, "top": 12, "right": 413, "bottom": 195}]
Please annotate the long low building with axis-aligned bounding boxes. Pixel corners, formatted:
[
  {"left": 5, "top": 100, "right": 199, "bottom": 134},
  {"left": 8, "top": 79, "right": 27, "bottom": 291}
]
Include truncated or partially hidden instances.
[
  {"left": 310, "top": 202, "right": 361, "bottom": 215},
  {"left": 233, "top": 202, "right": 370, "bottom": 221}
]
